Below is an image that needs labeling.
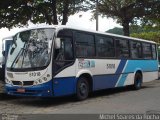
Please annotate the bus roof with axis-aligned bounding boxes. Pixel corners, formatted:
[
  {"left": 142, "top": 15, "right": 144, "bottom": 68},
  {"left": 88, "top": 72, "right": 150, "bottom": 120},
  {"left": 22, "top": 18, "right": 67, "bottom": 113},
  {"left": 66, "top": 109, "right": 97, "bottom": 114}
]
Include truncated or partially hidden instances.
[
  {"left": 2, "top": 36, "right": 13, "bottom": 41},
  {"left": 13, "top": 25, "right": 156, "bottom": 44}
]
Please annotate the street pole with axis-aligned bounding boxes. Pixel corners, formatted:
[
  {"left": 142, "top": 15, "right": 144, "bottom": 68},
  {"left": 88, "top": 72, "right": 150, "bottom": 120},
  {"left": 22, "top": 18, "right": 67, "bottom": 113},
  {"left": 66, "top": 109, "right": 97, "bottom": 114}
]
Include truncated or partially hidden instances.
[{"left": 96, "top": 0, "right": 99, "bottom": 31}]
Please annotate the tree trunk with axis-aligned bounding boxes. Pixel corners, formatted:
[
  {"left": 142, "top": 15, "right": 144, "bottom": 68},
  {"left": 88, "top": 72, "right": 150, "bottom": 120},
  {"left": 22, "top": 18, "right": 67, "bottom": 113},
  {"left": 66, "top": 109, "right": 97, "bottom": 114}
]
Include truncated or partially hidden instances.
[
  {"left": 62, "top": 1, "right": 69, "bottom": 25},
  {"left": 122, "top": 20, "right": 130, "bottom": 36},
  {"left": 44, "top": 13, "right": 52, "bottom": 25},
  {"left": 51, "top": 0, "right": 58, "bottom": 25}
]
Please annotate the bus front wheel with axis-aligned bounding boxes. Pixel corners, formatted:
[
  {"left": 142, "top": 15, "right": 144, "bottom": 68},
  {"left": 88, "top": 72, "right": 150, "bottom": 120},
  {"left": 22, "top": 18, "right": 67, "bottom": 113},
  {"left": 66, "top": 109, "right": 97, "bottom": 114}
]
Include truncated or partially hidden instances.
[
  {"left": 76, "top": 77, "right": 89, "bottom": 101},
  {"left": 133, "top": 72, "right": 142, "bottom": 90}
]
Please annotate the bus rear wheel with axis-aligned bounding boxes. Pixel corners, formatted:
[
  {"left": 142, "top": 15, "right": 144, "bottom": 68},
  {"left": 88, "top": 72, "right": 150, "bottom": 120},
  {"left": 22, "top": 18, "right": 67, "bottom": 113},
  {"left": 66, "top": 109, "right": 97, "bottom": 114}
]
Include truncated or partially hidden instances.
[
  {"left": 76, "top": 77, "right": 89, "bottom": 101},
  {"left": 133, "top": 72, "right": 142, "bottom": 90}
]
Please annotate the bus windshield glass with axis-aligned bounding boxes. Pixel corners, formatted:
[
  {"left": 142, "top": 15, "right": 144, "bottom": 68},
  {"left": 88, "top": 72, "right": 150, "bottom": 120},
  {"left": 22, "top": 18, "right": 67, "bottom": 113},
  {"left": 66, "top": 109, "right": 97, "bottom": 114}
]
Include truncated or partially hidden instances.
[{"left": 6, "top": 28, "right": 54, "bottom": 69}]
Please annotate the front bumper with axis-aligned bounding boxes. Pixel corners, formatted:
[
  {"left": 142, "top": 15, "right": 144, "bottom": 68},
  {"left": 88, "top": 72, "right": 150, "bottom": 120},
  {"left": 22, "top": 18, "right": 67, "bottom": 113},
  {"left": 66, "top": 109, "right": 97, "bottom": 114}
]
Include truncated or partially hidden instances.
[{"left": 5, "top": 81, "right": 53, "bottom": 97}]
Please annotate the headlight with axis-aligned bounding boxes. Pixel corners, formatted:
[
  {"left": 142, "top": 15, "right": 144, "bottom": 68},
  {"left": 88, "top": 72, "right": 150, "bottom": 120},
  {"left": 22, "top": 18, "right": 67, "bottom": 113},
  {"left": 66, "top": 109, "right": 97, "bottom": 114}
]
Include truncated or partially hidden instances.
[
  {"left": 5, "top": 78, "right": 12, "bottom": 84},
  {"left": 34, "top": 81, "right": 39, "bottom": 85},
  {"left": 38, "top": 79, "right": 43, "bottom": 83},
  {"left": 43, "top": 77, "right": 47, "bottom": 81},
  {"left": 34, "top": 75, "right": 50, "bottom": 85}
]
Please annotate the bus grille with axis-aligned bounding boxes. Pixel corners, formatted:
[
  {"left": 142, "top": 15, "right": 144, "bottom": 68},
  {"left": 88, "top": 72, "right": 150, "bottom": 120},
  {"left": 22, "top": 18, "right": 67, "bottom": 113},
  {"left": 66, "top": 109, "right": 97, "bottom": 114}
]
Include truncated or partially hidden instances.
[{"left": 12, "top": 81, "right": 34, "bottom": 86}]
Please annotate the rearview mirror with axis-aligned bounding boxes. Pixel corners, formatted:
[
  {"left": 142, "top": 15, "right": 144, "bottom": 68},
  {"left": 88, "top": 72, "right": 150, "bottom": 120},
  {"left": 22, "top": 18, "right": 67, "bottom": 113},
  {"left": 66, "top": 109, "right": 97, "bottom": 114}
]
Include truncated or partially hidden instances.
[
  {"left": 55, "top": 38, "right": 61, "bottom": 49},
  {"left": 2, "top": 51, "right": 5, "bottom": 56},
  {"left": 10, "top": 45, "right": 16, "bottom": 55}
]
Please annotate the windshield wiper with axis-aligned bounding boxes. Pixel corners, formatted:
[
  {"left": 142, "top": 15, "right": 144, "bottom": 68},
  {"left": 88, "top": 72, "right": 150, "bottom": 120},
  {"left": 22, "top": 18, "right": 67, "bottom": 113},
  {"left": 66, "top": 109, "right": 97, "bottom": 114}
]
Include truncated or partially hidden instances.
[{"left": 10, "top": 48, "right": 23, "bottom": 70}]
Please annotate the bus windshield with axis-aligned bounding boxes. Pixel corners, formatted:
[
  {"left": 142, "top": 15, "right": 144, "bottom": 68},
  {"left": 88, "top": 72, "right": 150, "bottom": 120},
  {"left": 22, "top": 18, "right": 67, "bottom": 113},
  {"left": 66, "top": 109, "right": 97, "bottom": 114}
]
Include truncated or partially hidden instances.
[{"left": 6, "top": 28, "right": 55, "bottom": 70}]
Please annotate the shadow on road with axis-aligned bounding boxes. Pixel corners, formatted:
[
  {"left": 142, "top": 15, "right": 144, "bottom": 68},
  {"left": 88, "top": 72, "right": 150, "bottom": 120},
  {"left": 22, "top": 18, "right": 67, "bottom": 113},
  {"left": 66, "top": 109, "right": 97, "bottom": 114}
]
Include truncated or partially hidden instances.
[
  {"left": 0, "top": 93, "right": 19, "bottom": 101},
  {"left": 2, "top": 85, "right": 152, "bottom": 108},
  {"left": 0, "top": 79, "right": 157, "bottom": 110}
]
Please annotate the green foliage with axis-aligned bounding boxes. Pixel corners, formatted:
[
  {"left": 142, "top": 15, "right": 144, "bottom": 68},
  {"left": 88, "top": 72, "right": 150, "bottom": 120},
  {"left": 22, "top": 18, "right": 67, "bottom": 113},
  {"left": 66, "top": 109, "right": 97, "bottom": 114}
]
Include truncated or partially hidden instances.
[
  {"left": 0, "top": 0, "right": 88, "bottom": 29},
  {"left": 96, "top": 0, "right": 147, "bottom": 36},
  {"left": 107, "top": 25, "right": 160, "bottom": 44},
  {"left": 106, "top": 27, "right": 123, "bottom": 35},
  {"left": 94, "top": 0, "right": 160, "bottom": 36},
  {"left": 131, "top": 31, "right": 160, "bottom": 43},
  {"left": 106, "top": 25, "right": 149, "bottom": 35},
  {"left": 139, "top": 0, "right": 160, "bottom": 27}
]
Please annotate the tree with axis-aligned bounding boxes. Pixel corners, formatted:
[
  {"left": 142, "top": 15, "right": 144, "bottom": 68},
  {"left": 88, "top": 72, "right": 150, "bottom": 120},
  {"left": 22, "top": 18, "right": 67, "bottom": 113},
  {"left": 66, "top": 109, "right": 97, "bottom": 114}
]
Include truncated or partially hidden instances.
[
  {"left": 106, "top": 25, "right": 160, "bottom": 43},
  {"left": 96, "top": 0, "right": 144, "bottom": 36},
  {"left": 57, "top": 0, "right": 88, "bottom": 25},
  {"left": 0, "top": 0, "right": 88, "bottom": 29},
  {"left": 131, "top": 32, "right": 160, "bottom": 43},
  {"left": 106, "top": 25, "right": 154, "bottom": 35},
  {"left": 94, "top": 0, "right": 160, "bottom": 36},
  {"left": 135, "top": 0, "right": 160, "bottom": 30},
  {"left": 106, "top": 27, "right": 123, "bottom": 35}
]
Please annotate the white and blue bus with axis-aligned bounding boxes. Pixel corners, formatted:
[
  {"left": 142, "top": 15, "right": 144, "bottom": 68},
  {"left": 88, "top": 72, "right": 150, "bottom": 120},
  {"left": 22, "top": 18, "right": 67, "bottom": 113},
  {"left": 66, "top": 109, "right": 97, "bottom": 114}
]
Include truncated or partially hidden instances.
[{"left": 5, "top": 26, "right": 158, "bottom": 100}]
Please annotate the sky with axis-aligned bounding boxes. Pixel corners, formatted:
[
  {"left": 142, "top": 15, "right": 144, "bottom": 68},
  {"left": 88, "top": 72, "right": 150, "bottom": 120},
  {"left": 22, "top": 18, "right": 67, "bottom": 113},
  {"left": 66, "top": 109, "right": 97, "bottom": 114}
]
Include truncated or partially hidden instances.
[{"left": 0, "top": 11, "right": 122, "bottom": 57}]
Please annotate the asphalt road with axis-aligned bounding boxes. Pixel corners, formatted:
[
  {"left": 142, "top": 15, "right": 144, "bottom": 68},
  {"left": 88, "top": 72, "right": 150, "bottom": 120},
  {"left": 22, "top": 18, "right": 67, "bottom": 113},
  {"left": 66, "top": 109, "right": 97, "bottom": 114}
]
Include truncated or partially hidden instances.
[{"left": 0, "top": 80, "right": 160, "bottom": 114}]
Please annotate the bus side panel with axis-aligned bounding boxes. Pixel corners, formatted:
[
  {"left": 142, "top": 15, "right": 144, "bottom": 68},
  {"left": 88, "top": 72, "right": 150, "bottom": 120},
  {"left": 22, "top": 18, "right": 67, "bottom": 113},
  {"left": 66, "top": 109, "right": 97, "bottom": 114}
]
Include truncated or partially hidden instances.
[
  {"left": 116, "top": 60, "right": 158, "bottom": 87},
  {"left": 93, "top": 74, "right": 122, "bottom": 90},
  {"left": 143, "top": 71, "right": 158, "bottom": 82},
  {"left": 93, "top": 59, "right": 158, "bottom": 90},
  {"left": 53, "top": 77, "right": 77, "bottom": 97},
  {"left": 52, "top": 59, "right": 158, "bottom": 96},
  {"left": 92, "top": 59, "right": 127, "bottom": 91},
  {"left": 53, "top": 62, "right": 76, "bottom": 97}
]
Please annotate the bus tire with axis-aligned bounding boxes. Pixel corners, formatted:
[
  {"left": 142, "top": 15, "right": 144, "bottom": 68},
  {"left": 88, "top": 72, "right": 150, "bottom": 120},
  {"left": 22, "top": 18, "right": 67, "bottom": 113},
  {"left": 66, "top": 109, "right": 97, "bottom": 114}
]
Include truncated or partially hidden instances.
[
  {"left": 76, "top": 77, "right": 89, "bottom": 101},
  {"left": 133, "top": 72, "right": 142, "bottom": 90}
]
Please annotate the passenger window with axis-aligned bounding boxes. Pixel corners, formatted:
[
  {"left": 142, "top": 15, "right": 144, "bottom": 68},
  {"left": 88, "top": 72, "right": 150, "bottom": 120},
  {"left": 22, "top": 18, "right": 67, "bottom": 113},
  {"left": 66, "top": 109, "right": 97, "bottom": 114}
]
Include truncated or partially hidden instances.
[
  {"left": 53, "top": 37, "right": 74, "bottom": 74},
  {"left": 116, "top": 39, "right": 129, "bottom": 58},
  {"left": 54, "top": 37, "right": 73, "bottom": 61},
  {"left": 130, "top": 41, "right": 142, "bottom": 59},
  {"left": 142, "top": 43, "right": 152, "bottom": 59},
  {"left": 96, "top": 36, "right": 115, "bottom": 57},
  {"left": 152, "top": 44, "right": 157, "bottom": 59},
  {"left": 75, "top": 32, "right": 95, "bottom": 57}
]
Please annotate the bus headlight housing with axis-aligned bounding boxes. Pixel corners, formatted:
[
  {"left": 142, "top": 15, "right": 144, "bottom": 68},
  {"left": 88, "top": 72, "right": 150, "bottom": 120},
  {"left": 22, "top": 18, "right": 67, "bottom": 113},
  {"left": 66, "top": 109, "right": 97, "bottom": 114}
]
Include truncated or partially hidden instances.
[
  {"left": 34, "top": 75, "right": 50, "bottom": 85},
  {"left": 5, "top": 78, "right": 12, "bottom": 84}
]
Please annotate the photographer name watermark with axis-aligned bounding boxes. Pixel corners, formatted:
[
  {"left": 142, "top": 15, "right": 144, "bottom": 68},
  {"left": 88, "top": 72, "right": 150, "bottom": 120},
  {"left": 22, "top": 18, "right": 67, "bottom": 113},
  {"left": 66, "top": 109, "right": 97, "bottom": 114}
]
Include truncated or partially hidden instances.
[
  {"left": 0, "top": 112, "right": 160, "bottom": 120},
  {"left": 99, "top": 114, "right": 160, "bottom": 120}
]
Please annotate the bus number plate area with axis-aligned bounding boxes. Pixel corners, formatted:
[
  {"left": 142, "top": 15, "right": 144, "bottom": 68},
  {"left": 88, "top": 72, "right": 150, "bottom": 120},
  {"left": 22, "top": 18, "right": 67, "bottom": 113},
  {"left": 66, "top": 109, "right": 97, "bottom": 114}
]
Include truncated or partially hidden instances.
[{"left": 17, "top": 88, "right": 25, "bottom": 93}]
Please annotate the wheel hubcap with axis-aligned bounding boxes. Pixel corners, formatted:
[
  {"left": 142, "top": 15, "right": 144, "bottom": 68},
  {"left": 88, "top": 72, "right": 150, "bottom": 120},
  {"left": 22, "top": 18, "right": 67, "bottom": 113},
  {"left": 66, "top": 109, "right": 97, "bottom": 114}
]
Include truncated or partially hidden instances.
[
  {"left": 136, "top": 76, "right": 142, "bottom": 87},
  {"left": 79, "top": 82, "right": 87, "bottom": 96}
]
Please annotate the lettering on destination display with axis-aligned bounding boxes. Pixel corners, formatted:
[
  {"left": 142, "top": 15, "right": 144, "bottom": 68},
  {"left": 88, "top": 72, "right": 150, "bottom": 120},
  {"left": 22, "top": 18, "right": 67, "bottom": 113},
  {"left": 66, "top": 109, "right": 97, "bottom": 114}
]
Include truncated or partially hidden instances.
[
  {"left": 78, "top": 60, "right": 95, "bottom": 69},
  {"left": 29, "top": 72, "right": 41, "bottom": 77}
]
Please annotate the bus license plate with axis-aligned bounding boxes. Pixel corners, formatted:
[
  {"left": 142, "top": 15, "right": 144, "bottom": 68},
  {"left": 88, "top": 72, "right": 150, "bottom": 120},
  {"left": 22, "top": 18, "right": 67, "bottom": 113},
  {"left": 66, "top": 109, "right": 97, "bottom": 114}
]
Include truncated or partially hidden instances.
[{"left": 17, "top": 88, "right": 25, "bottom": 93}]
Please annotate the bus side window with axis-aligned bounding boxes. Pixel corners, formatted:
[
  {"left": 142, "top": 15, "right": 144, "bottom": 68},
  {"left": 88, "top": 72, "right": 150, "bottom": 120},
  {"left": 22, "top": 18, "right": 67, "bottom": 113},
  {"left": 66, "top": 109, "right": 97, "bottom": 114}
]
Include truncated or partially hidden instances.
[
  {"left": 55, "top": 38, "right": 73, "bottom": 61},
  {"left": 53, "top": 37, "right": 74, "bottom": 73},
  {"left": 142, "top": 43, "right": 152, "bottom": 59},
  {"left": 96, "top": 35, "right": 115, "bottom": 58},
  {"left": 75, "top": 32, "right": 95, "bottom": 58},
  {"left": 116, "top": 39, "right": 129, "bottom": 58},
  {"left": 130, "top": 41, "right": 142, "bottom": 59},
  {"left": 151, "top": 44, "right": 157, "bottom": 59},
  {"left": 64, "top": 40, "right": 73, "bottom": 60}
]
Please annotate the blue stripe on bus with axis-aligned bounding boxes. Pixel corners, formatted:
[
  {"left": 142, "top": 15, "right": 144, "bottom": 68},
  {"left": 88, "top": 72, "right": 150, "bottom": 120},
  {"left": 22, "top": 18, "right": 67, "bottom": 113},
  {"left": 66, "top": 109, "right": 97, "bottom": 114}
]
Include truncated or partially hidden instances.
[
  {"left": 124, "top": 60, "right": 158, "bottom": 73},
  {"left": 116, "top": 74, "right": 129, "bottom": 87},
  {"left": 116, "top": 60, "right": 158, "bottom": 86},
  {"left": 115, "top": 59, "right": 127, "bottom": 74},
  {"left": 93, "top": 59, "right": 127, "bottom": 90}
]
